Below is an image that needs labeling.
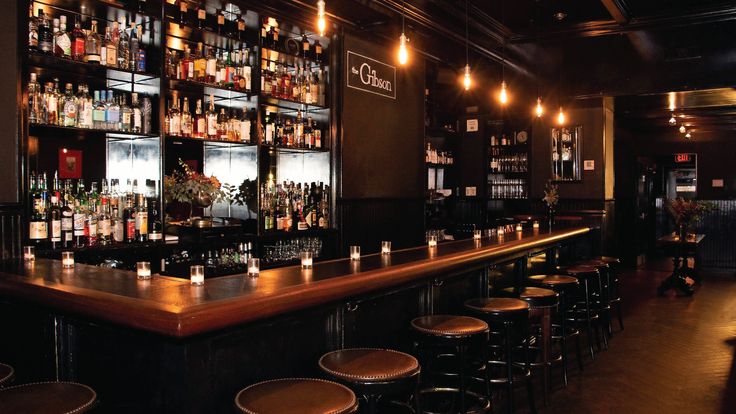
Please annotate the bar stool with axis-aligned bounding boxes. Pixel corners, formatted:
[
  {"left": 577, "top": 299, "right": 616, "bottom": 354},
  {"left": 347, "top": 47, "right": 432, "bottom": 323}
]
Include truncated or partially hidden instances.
[
  {"left": 464, "top": 298, "right": 536, "bottom": 414},
  {"left": 565, "top": 265, "right": 603, "bottom": 359},
  {"left": 596, "top": 256, "right": 624, "bottom": 330},
  {"left": 319, "top": 348, "right": 421, "bottom": 414},
  {"left": 0, "top": 381, "right": 97, "bottom": 413},
  {"left": 499, "top": 287, "right": 558, "bottom": 406},
  {"left": 0, "top": 363, "right": 14, "bottom": 387},
  {"left": 577, "top": 259, "right": 614, "bottom": 338},
  {"left": 411, "top": 315, "right": 490, "bottom": 413},
  {"left": 235, "top": 378, "right": 359, "bottom": 414},
  {"left": 527, "top": 275, "right": 582, "bottom": 385}
]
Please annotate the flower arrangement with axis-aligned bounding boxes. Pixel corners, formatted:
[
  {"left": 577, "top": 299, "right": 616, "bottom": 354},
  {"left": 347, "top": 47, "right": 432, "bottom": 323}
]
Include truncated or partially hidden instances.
[
  {"left": 164, "top": 160, "right": 227, "bottom": 208},
  {"left": 543, "top": 180, "right": 559, "bottom": 208},
  {"left": 666, "top": 198, "right": 714, "bottom": 228}
]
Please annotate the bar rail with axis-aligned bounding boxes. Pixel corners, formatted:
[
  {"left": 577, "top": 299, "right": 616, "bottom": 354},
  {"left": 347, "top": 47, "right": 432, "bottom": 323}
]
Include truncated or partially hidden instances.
[{"left": 0, "top": 227, "right": 589, "bottom": 337}]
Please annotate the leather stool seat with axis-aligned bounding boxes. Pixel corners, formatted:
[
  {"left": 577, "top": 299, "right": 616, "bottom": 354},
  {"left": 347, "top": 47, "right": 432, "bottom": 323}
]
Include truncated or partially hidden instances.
[
  {"left": 235, "top": 378, "right": 358, "bottom": 414},
  {"left": 464, "top": 297, "right": 530, "bottom": 321},
  {"left": 319, "top": 348, "right": 420, "bottom": 383},
  {"left": 501, "top": 287, "right": 559, "bottom": 308},
  {"left": 0, "top": 363, "right": 13, "bottom": 387},
  {"left": 411, "top": 315, "right": 489, "bottom": 338},
  {"left": 598, "top": 256, "right": 620, "bottom": 264},
  {"left": 578, "top": 259, "right": 609, "bottom": 268},
  {"left": 0, "top": 381, "right": 96, "bottom": 414},
  {"left": 528, "top": 275, "right": 579, "bottom": 288},
  {"left": 566, "top": 265, "right": 599, "bottom": 278}
]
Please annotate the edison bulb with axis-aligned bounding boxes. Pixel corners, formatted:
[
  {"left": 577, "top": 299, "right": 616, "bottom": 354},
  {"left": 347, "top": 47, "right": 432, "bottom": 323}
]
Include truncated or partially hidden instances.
[
  {"left": 679, "top": 125, "right": 686, "bottom": 134},
  {"left": 398, "top": 33, "right": 409, "bottom": 65},
  {"left": 535, "top": 97, "right": 544, "bottom": 117},
  {"left": 463, "top": 65, "right": 472, "bottom": 90},
  {"left": 557, "top": 107, "right": 566, "bottom": 125},
  {"left": 499, "top": 81, "right": 508, "bottom": 105},
  {"left": 316, "top": 0, "right": 327, "bottom": 36}
]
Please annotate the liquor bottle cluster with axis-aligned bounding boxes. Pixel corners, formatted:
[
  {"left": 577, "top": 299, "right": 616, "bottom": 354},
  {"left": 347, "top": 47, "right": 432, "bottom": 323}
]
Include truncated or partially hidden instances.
[
  {"left": 261, "top": 110, "right": 324, "bottom": 149},
  {"left": 425, "top": 143, "right": 454, "bottom": 165},
  {"left": 488, "top": 178, "right": 528, "bottom": 199},
  {"left": 28, "top": 172, "right": 163, "bottom": 249},
  {"left": 28, "top": 6, "right": 148, "bottom": 72},
  {"left": 260, "top": 18, "right": 326, "bottom": 64},
  {"left": 261, "top": 62, "right": 326, "bottom": 106},
  {"left": 164, "top": 94, "right": 255, "bottom": 142},
  {"left": 165, "top": 44, "right": 254, "bottom": 91},
  {"left": 165, "top": 243, "right": 255, "bottom": 277},
  {"left": 490, "top": 133, "right": 525, "bottom": 147},
  {"left": 489, "top": 154, "right": 528, "bottom": 173},
  {"left": 261, "top": 181, "right": 330, "bottom": 232},
  {"left": 174, "top": 1, "right": 249, "bottom": 40},
  {"left": 28, "top": 74, "right": 154, "bottom": 134}
]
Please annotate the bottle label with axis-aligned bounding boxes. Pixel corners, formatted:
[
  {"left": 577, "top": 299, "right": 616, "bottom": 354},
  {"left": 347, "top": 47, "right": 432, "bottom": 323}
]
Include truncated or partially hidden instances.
[
  {"left": 61, "top": 216, "right": 73, "bottom": 231},
  {"left": 106, "top": 46, "right": 117, "bottom": 66},
  {"left": 126, "top": 219, "right": 135, "bottom": 239},
  {"left": 297, "top": 221, "right": 309, "bottom": 231},
  {"left": 148, "top": 231, "right": 162, "bottom": 241},
  {"left": 86, "top": 222, "right": 97, "bottom": 237},
  {"left": 133, "top": 110, "right": 142, "bottom": 130},
  {"left": 113, "top": 221, "right": 124, "bottom": 242},
  {"left": 29, "top": 222, "right": 48, "bottom": 240},
  {"left": 73, "top": 213, "right": 85, "bottom": 235},
  {"left": 218, "top": 15, "right": 225, "bottom": 25},
  {"left": 137, "top": 50, "right": 146, "bottom": 72},
  {"left": 196, "top": 118, "right": 206, "bottom": 135},
  {"left": 198, "top": 9, "right": 206, "bottom": 19},
  {"left": 56, "top": 36, "right": 71, "bottom": 57},
  {"left": 170, "top": 116, "right": 181, "bottom": 135},
  {"left": 319, "top": 217, "right": 327, "bottom": 228},
  {"left": 240, "top": 120, "right": 251, "bottom": 142},
  {"left": 99, "top": 219, "right": 111, "bottom": 236},
  {"left": 136, "top": 213, "right": 148, "bottom": 234},
  {"left": 51, "top": 219, "right": 62, "bottom": 241},
  {"left": 122, "top": 112, "right": 131, "bottom": 125},
  {"left": 73, "top": 39, "right": 85, "bottom": 57},
  {"left": 207, "top": 116, "right": 217, "bottom": 136},
  {"left": 93, "top": 109, "right": 105, "bottom": 122}
]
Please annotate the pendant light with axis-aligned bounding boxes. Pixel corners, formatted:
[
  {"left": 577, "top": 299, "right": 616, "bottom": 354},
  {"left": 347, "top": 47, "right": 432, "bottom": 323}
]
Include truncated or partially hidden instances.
[
  {"left": 557, "top": 107, "right": 566, "bottom": 125},
  {"left": 397, "top": 0, "right": 409, "bottom": 65},
  {"left": 498, "top": 1, "right": 509, "bottom": 105},
  {"left": 462, "top": 0, "right": 472, "bottom": 90},
  {"left": 535, "top": 97, "right": 544, "bottom": 118},
  {"left": 316, "top": 0, "right": 327, "bottom": 36},
  {"left": 685, "top": 131, "right": 692, "bottom": 139}
]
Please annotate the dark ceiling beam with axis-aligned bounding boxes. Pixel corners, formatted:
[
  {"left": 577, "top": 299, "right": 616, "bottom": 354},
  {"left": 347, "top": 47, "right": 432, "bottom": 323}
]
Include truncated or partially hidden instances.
[
  {"left": 511, "top": 4, "right": 736, "bottom": 43},
  {"left": 600, "top": 0, "right": 630, "bottom": 24}
]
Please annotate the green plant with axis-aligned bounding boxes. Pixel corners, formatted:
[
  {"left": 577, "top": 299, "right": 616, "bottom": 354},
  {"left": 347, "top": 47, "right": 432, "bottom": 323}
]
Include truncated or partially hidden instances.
[
  {"left": 666, "top": 198, "right": 715, "bottom": 227},
  {"left": 164, "top": 160, "right": 227, "bottom": 205},
  {"left": 543, "top": 180, "right": 559, "bottom": 208}
]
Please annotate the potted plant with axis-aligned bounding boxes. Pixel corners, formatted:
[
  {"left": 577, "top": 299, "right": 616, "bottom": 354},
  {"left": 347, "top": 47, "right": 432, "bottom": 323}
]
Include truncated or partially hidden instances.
[
  {"left": 666, "top": 198, "right": 714, "bottom": 241},
  {"left": 543, "top": 180, "right": 559, "bottom": 229},
  {"left": 164, "top": 160, "right": 227, "bottom": 224}
]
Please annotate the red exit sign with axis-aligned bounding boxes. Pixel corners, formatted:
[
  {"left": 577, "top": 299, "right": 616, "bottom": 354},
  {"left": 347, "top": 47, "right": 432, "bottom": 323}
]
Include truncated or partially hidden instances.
[{"left": 674, "top": 153, "right": 692, "bottom": 163}]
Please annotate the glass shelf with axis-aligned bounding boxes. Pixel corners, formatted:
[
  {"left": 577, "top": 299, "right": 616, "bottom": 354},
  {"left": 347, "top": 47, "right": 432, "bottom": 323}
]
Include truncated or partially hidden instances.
[{"left": 30, "top": 123, "right": 158, "bottom": 139}]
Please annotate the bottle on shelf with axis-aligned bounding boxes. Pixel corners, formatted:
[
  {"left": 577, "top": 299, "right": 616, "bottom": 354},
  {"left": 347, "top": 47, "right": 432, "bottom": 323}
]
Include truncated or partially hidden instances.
[
  {"left": 117, "top": 20, "right": 130, "bottom": 70},
  {"left": 28, "top": 73, "right": 41, "bottom": 124},
  {"left": 194, "top": 98, "right": 205, "bottom": 138},
  {"left": 179, "top": 0, "right": 189, "bottom": 26},
  {"left": 239, "top": 106, "right": 252, "bottom": 143},
  {"left": 28, "top": 6, "right": 38, "bottom": 52},
  {"left": 37, "top": 10, "right": 53, "bottom": 54},
  {"left": 54, "top": 16, "right": 71, "bottom": 59},
  {"left": 61, "top": 83, "right": 77, "bottom": 127},
  {"left": 29, "top": 173, "right": 48, "bottom": 248},
  {"left": 131, "top": 93, "right": 142, "bottom": 133},
  {"left": 206, "top": 94, "right": 217, "bottom": 139},
  {"left": 196, "top": 2, "right": 207, "bottom": 30},
  {"left": 71, "top": 17, "right": 86, "bottom": 61},
  {"left": 84, "top": 20, "right": 102, "bottom": 64},
  {"left": 181, "top": 97, "right": 192, "bottom": 137},
  {"left": 135, "top": 193, "right": 148, "bottom": 242}
]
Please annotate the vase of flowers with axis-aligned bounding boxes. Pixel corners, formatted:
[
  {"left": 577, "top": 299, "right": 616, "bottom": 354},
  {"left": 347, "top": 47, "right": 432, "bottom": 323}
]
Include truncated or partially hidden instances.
[
  {"left": 164, "top": 160, "right": 226, "bottom": 223},
  {"left": 543, "top": 180, "right": 560, "bottom": 229},
  {"left": 666, "top": 198, "right": 714, "bottom": 241}
]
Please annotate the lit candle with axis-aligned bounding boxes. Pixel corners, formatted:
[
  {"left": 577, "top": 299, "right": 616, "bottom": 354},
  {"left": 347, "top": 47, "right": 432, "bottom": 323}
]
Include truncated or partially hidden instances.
[
  {"left": 497, "top": 226, "right": 505, "bottom": 236},
  {"left": 23, "top": 246, "right": 35, "bottom": 262},
  {"left": 136, "top": 261, "right": 152, "bottom": 280},
  {"left": 381, "top": 241, "right": 392, "bottom": 255},
  {"left": 350, "top": 246, "right": 361, "bottom": 261},
  {"left": 473, "top": 230, "right": 481, "bottom": 240},
  {"left": 516, "top": 224, "right": 523, "bottom": 232},
  {"left": 300, "top": 251, "right": 313, "bottom": 269},
  {"left": 533, "top": 221, "right": 540, "bottom": 229},
  {"left": 190, "top": 265, "right": 205, "bottom": 285},
  {"left": 61, "top": 251, "right": 74, "bottom": 268},
  {"left": 428, "top": 235, "right": 438, "bottom": 248},
  {"left": 247, "top": 258, "right": 260, "bottom": 277}
]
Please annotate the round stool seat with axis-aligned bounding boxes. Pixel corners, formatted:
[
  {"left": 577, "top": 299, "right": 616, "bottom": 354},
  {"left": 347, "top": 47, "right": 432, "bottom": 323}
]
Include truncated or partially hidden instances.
[
  {"left": 0, "top": 363, "right": 14, "bottom": 387},
  {"left": 235, "top": 378, "right": 358, "bottom": 414},
  {"left": 529, "top": 275, "right": 579, "bottom": 290},
  {"left": 598, "top": 256, "right": 620, "bottom": 264},
  {"left": 566, "top": 265, "right": 599, "bottom": 277},
  {"left": 0, "top": 381, "right": 96, "bottom": 414},
  {"left": 578, "top": 259, "right": 609, "bottom": 268},
  {"left": 319, "top": 348, "right": 420, "bottom": 383},
  {"left": 411, "top": 315, "right": 488, "bottom": 338},
  {"left": 501, "top": 287, "right": 559, "bottom": 308},
  {"left": 464, "top": 297, "right": 530, "bottom": 319}
]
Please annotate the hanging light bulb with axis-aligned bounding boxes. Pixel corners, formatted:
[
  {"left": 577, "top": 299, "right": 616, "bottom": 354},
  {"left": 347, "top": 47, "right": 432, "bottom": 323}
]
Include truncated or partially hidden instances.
[
  {"left": 462, "top": 64, "right": 472, "bottom": 90},
  {"left": 679, "top": 125, "right": 687, "bottom": 134},
  {"left": 499, "top": 81, "right": 509, "bottom": 105},
  {"left": 669, "top": 113, "right": 677, "bottom": 125},
  {"left": 535, "top": 97, "right": 544, "bottom": 117},
  {"left": 316, "top": 0, "right": 327, "bottom": 36},
  {"left": 557, "top": 107, "right": 566, "bottom": 125},
  {"left": 398, "top": 32, "right": 409, "bottom": 65}
]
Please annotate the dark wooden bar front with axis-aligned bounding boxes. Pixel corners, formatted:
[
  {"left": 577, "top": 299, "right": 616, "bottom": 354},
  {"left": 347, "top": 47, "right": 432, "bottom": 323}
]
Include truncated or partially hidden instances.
[{"left": 0, "top": 227, "right": 589, "bottom": 413}]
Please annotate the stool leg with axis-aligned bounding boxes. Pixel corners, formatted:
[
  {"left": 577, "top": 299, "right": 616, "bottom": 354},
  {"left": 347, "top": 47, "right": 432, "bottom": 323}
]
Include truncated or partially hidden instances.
[
  {"left": 596, "top": 273, "right": 609, "bottom": 351},
  {"left": 542, "top": 308, "right": 551, "bottom": 406},
  {"left": 583, "top": 278, "right": 595, "bottom": 360},
  {"left": 367, "top": 395, "right": 378, "bottom": 414},
  {"left": 482, "top": 332, "right": 491, "bottom": 402},
  {"left": 524, "top": 323, "right": 538, "bottom": 414},
  {"left": 603, "top": 270, "right": 614, "bottom": 337},
  {"left": 414, "top": 374, "right": 423, "bottom": 414},
  {"left": 560, "top": 291, "right": 568, "bottom": 387},
  {"left": 458, "top": 344, "right": 466, "bottom": 414},
  {"left": 505, "top": 322, "right": 514, "bottom": 414}
]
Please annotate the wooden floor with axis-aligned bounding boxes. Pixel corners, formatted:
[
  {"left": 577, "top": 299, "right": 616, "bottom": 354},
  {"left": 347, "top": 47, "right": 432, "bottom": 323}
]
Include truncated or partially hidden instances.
[{"left": 517, "top": 260, "right": 736, "bottom": 414}]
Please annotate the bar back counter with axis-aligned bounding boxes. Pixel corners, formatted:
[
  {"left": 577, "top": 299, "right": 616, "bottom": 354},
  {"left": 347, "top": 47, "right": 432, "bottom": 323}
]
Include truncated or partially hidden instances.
[{"left": 0, "top": 227, "right": 589, "bottom": 413}]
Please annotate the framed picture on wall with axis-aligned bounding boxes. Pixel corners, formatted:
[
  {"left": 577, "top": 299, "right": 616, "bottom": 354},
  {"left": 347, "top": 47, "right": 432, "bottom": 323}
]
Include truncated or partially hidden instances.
[
  {"left": 58, "top": 149, "right": 82, "bottom": 179},
  {"left": 551, "top": 126, "right": 582, "bottom": 181}
]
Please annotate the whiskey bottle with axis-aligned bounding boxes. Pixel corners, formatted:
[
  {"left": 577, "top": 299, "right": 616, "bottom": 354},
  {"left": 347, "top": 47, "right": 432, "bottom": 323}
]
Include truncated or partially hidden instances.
[
  {"left": 123, "top": 195, "right": 135, "bottom": 243},
  {"left": 196, "top": 2, "right": 207, "bottom": 30},
  {"left": 84, "top": 20, "right": 102, "bottom": 64},
  {"left": 61, "top": 191, "right": 73, "bottom": 248},
  {"left": 181, "top": 97, "right": 192, "bottom": 137},
  {"left": 216, "top": 8, "right": 225, "bottom": 35},
  {"left": 194, "top": 43, "right": 207, "bottom": 82},
  {"left": 129, "top": 23, "right": 140, "bottom": 71},
  {"left": 179, "top": 0, "right": 189, "bottom": 26},
  {"left": 135, "top": 194, "right": 148, "bottom": 242},
  {"left": 239, "top": 106, "right": 252, "bottom": 143},
  {"left": 131, "top": 93, "right": 142, "bottom": 133},
  {"left": 37, "top": 10, "right": 53, "bottom": 54},
  {"left": 53, "top": 16, "right": 71, "bottom": 59},
  {"left": 77, "top": 84, "right": 94, "bottom": 129},
  {"left": 117, "top": 21, "right": 130, "bottom": 70},
  {"left": 71, "top": 17, "right": 86, "bottom": 61},
  {"left": 169, "top": 97, "right": 182, "bottom": 136},
  {"left": 206, "top": 94, "right": 217, "bottom": 139},
  {"left": 217, "top": 108, "right": 228, "bottom": 140},
  {"left": 194, "top": 99, "right": 205, "bottom": 138},
  {"left": 104, "top": 25, "right": 117, "bottom": 67},
  {"left": 44, "top": 82, "right": 58, "bottom": 126},
  {"left": 28, "top": 6, "right": 38, "bottom": 52}
]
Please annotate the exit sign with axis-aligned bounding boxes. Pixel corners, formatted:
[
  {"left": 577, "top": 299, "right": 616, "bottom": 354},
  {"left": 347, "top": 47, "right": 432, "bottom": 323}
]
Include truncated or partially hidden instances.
[{"left": 674, "top": 153, "right": 692, "bottom": 163}]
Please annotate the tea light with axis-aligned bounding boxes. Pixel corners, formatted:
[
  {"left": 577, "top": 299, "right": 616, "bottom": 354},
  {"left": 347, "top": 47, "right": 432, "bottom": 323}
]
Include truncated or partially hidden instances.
[
  {"left": 61, "top": 251, "right": 74, "bottom": 268},
  {"left": 349, "top": 246, "right": 361, "bottom": 261},
  {"left": 497, "top": 226, "right": 505, "bottom": 236},
  {"left": 428, "top": 235, "right": 438, "bottom": 248},
  {"left": 23, "top": 246, "right": 35, "bottom": 262},
  {"left": 515, "top": 224, "right": 523, "bottom": 232},
  {"left": 533, "top": 221, "right": 540, "bottom": 229},
  {"left": 473, "top": 230, "right": 482, "bottom": 240},
  {"left": 136, "top": 261, "right": 152, "bottom": 280},
  {"left": 190, "top": 265, "right": 205, "bottom": 285},
  {"left": 247, "top": 258, "right": 260, "bottom": 277},
  {"left": 381, "top": 241, "right": 392, "bottom": 255},
  {"left": 300, "top": 251, "right": 313, "bottom": 269}
]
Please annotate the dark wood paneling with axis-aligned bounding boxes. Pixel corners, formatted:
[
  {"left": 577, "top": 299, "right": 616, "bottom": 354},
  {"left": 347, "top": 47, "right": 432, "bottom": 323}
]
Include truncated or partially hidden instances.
[
  {"left": 0, "top": 0, "right": 19, "bottom": 203},
  {"left": 0, "top": 203, "right": 22, "bottom": 260},
  {"left": 338, "top": 198, "right": 425, "bottom": 254}
]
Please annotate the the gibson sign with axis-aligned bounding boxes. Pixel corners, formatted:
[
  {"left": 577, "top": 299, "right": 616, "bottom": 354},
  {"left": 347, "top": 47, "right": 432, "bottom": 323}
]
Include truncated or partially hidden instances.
[{"left": 346, "top": 51, "right": 397, "bottom": 100}]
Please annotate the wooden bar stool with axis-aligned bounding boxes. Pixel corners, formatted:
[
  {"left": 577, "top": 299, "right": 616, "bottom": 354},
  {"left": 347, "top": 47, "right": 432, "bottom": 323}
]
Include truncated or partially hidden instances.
[
  {"left": 319, "top": 348, "right": 421, "bottom": 414},
  {"left": 464, "top": 298, "right": 536, "bottom": 414},
  {"left": 0, "top": 363, "right": 14, "bottom": 388},
  {"left": 499, "top": 287, "right": 558, "bottom": 406},
  {"left": 411, "top": 315, "right": 491, "bottom": 414},
  {"left": 235, "top": 378, "right": 359, "bottom": 414},
  {"left": 0, "top": 381, "right": 97, "bottom": 413},
  {"left": 576, "top": 259, "right": 613, "bottom": 342},
  {"left": 566, "top": 265, "right": 603, "bottom": 359},
  {"left": 596, "top": 256, "right": 624, "bottom": 330}
]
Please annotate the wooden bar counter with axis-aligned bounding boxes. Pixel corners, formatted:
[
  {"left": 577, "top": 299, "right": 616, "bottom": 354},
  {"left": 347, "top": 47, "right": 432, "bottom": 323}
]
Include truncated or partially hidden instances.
[{"left": 0, "top": 227, "right": 589, "bottom": 413}]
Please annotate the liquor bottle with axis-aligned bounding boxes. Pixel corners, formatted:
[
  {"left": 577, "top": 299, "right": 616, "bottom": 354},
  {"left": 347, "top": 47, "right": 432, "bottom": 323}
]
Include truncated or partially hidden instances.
[
  {"left": 314, "top": 40, "right": 323, "bottom": 63},
  {"left": 181, "top": 46, "right": 193, "bottom": 80},
  {"left": 205, "top": 46, "right": 217, "bottom": 83},
  {"left": 106, "top": 90, "right": 120, "bottom": 131},
  {"left": 44, "top": 82, "right": 58, "bottom": 126},
  {"left": 85, "top": 198, "right": 98, "bottom": 247},
  {"left": 123, "top": 195, "right": 135, "bottom": 243},
  {"left": 28, "top": 6, "right": 38, "bottom": 52},
  {"left": 194, "top": 99, "right": 205, "bottom": 138},
  {"left": 92, "top": 90, "right": 106, "bottom": 129},
  {"left": 38, "top": 10, "right": 53, "bottom": 54},
  {"left": 71, "top": 18, "right": 86, "bottom": 61},
  {"left": 117, "top": 21, "right": 130, "bottom": 70},
  {"left": 148, "top": 199, "right": 163, "bottom": 242},
  {"left": 169, "top": 98, "right": 181, "bottom": 136},
  {"left": 206, "top": 94, "right": 217, "bottom": 139},
  {"left": 51, "top": 79, "right": 62, "bottom": 126},
  {"left": 84, "top": 20, "right": 102, "bottom": 63},
  {"left": 263, "top": 110, "right": 274, "bottom": 145},
  {"left": 61, "top": 191, "right": 73, "bottom": 248},
  {"left": 236, "top": 14, "right": 245, "bottom": 40},
  {"left": 54, "top": 16, "right": 71, "bottom": 59},
  {"left": 28, "top": 73, "right": 41, "bottom": 124},
  {"left": 136, "top": 24, "right": 146, "bottom": 72},
  {"left": 142, "top": 96, "right": 152, "bottom": 134},
  {"left": 131, "top": 93, "right": 142, "bottom": 133},
  {"left": 29, "top": 173, "right": 47, "bottom": 247},
  {"left": 239, "top": 106, "right": 251, "bottom": 143},
  {"left": 120, "top": 94, "right": 132, "bottom": 132},
  {"left": 215, "top": 50, "right": 224, "bottom": 85},
  {"left": 129, "top": 23, "right": 140, "bottom": 71},
  {"left": 135, "top": 194, "right": 148, "bottom": 242},
  {"left": 195, "top": 43, "right": 206, "bottom": 82},
  {"left": 112, "top": 186, "right": 124, "bottom": 244},
  {"left": 77, "top": 84, "right": 93, "bottom": 129},
  {"left": 196, "top": 2, "right": 207, "bottom": 30},
  {"left": 61, "top": 83, "right": 77, "bottom": 127},
  {"left": 179, "top": 0, "right": 189, "bottom": 26},
  {"left": 216, "top": 108, "right": 228, "bottom": 140},
  {"left": 73, "top": 180, "right": 87, "bottom": 247},
  {"left": 216, "top": 8, "right": 225, "bottom": 35},
  {"left": 181, "top": 97, "right": 193, "bottom": 137},
  {"left": 104, "top": 25, "right": 117, "bottom": 67},
  {"left": 301, "top": 34, "right": 310, "bottom": 58}
]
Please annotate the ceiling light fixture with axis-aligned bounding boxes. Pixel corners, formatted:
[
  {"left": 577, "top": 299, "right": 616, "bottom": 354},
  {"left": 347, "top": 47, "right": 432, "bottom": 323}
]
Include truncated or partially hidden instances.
[
  {"left": 397, "top": 0, "right": 409, "bottom": 65},
  {"left": 462, "top": 0, "right": 472, "bottom": 90},
  {"left": 685, "top": 131, "right": 692, "bottom": 139},
  {"left": 316, "top": 0, "right": 327, "bottom": 36}
]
